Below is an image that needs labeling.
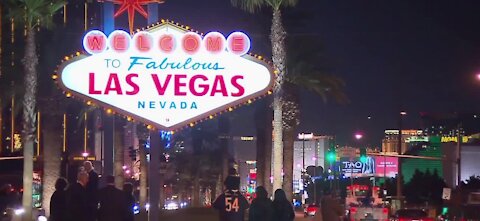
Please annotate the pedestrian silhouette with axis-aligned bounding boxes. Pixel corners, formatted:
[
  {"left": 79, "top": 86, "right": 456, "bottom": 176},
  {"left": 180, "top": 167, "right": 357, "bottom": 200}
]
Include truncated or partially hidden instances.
[
  {"left": 83, "top": 161, "right": 99, "bottom": 221},
  {"left": 248, "top": 186, "right": 272, "bottom": 221},
  {"left": 213, "top": 172, "right": 249, "bottom": 221},
  {"left": 272, "top": 189, "right": 295, "bottom": 221},
  {"left": 66, "top": 171, "right": 89, "bottom": 221},
  {"left": 97, "top": 175, "right": 128, "bottom": 221},
  {"left": 50, "top": 177, "right": 68, "bottom": 221}
]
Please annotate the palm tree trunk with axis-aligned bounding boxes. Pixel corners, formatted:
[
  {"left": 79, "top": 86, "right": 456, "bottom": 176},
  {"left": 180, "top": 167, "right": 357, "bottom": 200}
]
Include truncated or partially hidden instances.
[
  {"left": 271, "top": 8, "right": 287, "bottom": 192},
  {"left": 193, "top": 171, "right": 200, "bottom": 207},
  {"left": 114, "top": 120, "right": 125, "bottom": 189},
  {"left": 283, "top": 127, "right": 295, "bottom": 202},
  {"left": 22, "top": 28, "right": 38, "bottom": 221},
  {"left": 41, "top": 113, "right": 62, "bottom": 217}
]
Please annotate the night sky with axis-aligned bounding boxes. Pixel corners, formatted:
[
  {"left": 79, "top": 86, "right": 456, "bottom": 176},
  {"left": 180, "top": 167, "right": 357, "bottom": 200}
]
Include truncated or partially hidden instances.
[
  {"left": 11, "top": 0, "right": 478, "bottom": 149},
  {"left": 146, "top": 0, "right": 480, "bottom": 146}
]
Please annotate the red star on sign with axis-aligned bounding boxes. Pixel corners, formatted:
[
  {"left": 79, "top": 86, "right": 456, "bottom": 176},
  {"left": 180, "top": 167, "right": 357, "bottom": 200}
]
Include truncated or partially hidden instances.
[{"left": 104, "top": 0, "right": 164, "bottom": 34}]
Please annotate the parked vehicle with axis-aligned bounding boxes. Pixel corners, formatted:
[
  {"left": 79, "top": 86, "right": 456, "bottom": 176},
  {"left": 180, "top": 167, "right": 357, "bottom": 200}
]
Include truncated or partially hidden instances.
[{"left": 390, "top": 209, "right": 433, "bottom": 221}]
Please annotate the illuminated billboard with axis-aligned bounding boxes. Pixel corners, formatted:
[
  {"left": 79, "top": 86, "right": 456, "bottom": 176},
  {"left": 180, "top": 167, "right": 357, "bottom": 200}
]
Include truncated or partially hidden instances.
[
  {"left": 56, "top": 23, "right": 274, "bottom": 130},
  {"left": 340, "top": 156, "right": 398, "bottom": 178}
]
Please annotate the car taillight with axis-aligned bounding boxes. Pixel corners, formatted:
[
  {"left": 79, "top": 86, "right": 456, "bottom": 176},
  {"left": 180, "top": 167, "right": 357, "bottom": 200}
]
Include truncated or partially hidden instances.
[
  {"left": 350, "top": 207, "right": 357, "bottom": 213},
  {"left": 382, "top": 208, "right": 388, "bottom": 214}
]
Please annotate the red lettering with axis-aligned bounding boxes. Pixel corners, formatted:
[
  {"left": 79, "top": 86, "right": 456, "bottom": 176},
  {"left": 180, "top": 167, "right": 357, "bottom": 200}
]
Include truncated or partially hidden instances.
[
  {"left": 189, "top": 75, "right": 209, "bottom": 96},
  {"left": 87, "top": 35, "right": 106, "bottom": 52},
  {"left": 126, "top": 74, "right": 140, "bottom": 95},
  {"left": 204, "top": 32, "right": 225, "bottom": 53},
  {"left": 151, "top": 74, "right": 172, "bottom": 95},
  {"left": 232, "top": 36, "right": 245, "bottom": 52},
  {"left": 210, "top": 75, "right": 228, "bottom": 96},
  {"left": 104, "top": 73, "right": 123, "bottom": 95},
  {"left": 109, "top": 31, "right": 130, "bottom": 53},
  {"left": 88, "top": 72, "right": 102, "bottom": 94},
  {"left": 136, "top": 34, "right": 151, "bottom": 52},
  {"left": 174, "top": 75, "right": 187, "bottom": 96},
  {"left": 159, "top": 35, "right": 174, "bottom": 53},
  {"left": 182, "top": 33, "right": 201, "bottom": 54},
  {"left": 230, "top": 75, "right": 244, "bottom": 97}
]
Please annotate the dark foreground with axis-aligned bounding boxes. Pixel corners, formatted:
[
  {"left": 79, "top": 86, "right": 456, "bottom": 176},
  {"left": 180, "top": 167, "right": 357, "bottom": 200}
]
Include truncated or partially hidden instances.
[{"left": 137, "top": 208, "right": 308, "bottom": 221}]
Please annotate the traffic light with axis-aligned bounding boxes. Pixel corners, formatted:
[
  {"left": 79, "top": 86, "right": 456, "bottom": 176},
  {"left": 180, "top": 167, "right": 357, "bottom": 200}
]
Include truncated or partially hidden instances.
[
  {"left": 128, "top": 146, "right": 137, "bottom": 161},
  {"left": 360, "top": 148, "right": 367, "bottom": 163},
  {"left": 441, "top": 207, "right": 448, "bottom": 215},
  {"left": 327, "top": 149, "right": 336, "bottom": 163}
]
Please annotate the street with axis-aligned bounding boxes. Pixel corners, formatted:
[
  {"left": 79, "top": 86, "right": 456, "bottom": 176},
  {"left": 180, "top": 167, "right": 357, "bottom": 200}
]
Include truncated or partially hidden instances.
[{"left": 147, "top": 208, "right": 312, "bottom": 221}]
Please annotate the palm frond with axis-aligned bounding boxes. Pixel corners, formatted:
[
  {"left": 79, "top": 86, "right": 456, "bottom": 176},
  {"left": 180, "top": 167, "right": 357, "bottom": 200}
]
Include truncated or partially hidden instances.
[
  {"left": 6, "top": 0, "right": 65, "bottom": 30},
  {"left": 230, "top": 0, "right": 266, "bottom": 13}
]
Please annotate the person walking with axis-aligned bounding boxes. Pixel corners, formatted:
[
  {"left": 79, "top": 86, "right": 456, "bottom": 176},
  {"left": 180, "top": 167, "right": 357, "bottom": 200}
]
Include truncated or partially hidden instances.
[
  {"left": 66, "top": 171, "right": 89, "bottom": 221},
  {"left": 272, "top": 189, "right": 295, "bottom": 221},
  {"left": 49, "top": 178, "right": 68, "bottom": 221},
  {"left": 317, "top": 190, "right": 343, "bottom": 221},
  {"left": 123, "top": 183, "right": 135, "bottom": 221},
  {"left": 83, "top": 161, "right": 99, "bottom": 221},
  {"left": 248, "top": 186, "right": 272, "bottom": 221},
  {"left": 97, "top": 175, "right": 128, "bottom": 221},
  {"left": 213, "top": 174, "right": 249, "bottom": 221}
]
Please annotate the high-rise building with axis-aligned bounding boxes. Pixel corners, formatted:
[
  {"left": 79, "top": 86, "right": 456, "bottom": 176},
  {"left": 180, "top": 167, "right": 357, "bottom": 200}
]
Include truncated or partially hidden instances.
[
  {"left": 382, "top": 129, "right": 423, "bottom": 154},
  {"left": 293, "top": 134, "right": 332, "bottom": 193}
]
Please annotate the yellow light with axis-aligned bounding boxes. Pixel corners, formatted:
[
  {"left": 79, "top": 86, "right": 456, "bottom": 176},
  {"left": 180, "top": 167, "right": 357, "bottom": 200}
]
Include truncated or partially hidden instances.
[
  {"left": 185, "top": 26, "right": 190, "bottom": 30},
  {"left": 51, "top": 74, "right": 58, "bottom": 80},
  {"left": 189, "top": 123, "right": 194, "bottom": 127},
  {"left": 228, "top": 107, "right": 233, "bottom": 112},
  {"left": 209, "top": 115, "right": 213, "bottom": 119},
  {"left": 258, "top": 56, "right": 263, "bottom": 60},
  {"left": 171, "top": 131, "right": 175, "bottom": 135},
  {"left": 86, "top": 101, "right": 92, "bottom": 106},
  {"left": 161, "top": 19, "right": 165, "bottom": 23},
  {"left": 267, "top": 91, "right": 272, "bottom": 95},
  {"left": 76, "top": 52, "right": 81, "bottom": 56},
  {"left": 127, "top": 116, "right": 132, "bottom": 121},
  {"left": 106, "top": 109, "right": 113, "bottom": 114},
  {"left": 147, "top": 125, "right": 153, "bottom": 130},
  {"left": 274, "top": 70, "right": 279, "bottom": 74},
  {"left": 64, "top": 56, "right": 69, "bottom": 61},
  {"left": 66, "top": 92, "right": 72, "bottom": 98},
  {"left": 247, "top": 100, "right": 252, "bottom": 104}
]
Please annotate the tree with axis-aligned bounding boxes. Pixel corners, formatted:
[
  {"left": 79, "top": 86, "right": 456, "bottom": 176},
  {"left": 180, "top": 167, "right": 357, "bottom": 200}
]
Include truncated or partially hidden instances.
[
  {"left": 282, "top": 36, "right": 347, "bottom": 199},
  {"left": 231, "top": 0, "right": 298, "bottom": 191},
  {"left": 7, "top": 1, "right": 65, "bottom": 220}
]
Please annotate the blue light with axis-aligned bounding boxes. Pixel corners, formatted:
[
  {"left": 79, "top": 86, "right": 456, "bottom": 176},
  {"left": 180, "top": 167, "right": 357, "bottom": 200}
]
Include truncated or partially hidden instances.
[{"left": 160, "top": 131, "right": 172, "bottom": 149}]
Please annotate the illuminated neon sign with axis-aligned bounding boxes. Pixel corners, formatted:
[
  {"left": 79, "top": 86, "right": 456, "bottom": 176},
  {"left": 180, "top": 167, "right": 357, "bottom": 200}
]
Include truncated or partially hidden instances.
[{"left": 57, "top": 23, "right": 273, "bottom": 130}]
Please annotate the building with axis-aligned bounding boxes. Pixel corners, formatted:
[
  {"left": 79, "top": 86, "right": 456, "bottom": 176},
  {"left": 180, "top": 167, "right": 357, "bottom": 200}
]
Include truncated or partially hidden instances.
[
  {"left": 293, "top": 134, "right": 332, "bottom": 193},
  {"left": 382, "top": 129, "right": 423, "bottom": 154}
]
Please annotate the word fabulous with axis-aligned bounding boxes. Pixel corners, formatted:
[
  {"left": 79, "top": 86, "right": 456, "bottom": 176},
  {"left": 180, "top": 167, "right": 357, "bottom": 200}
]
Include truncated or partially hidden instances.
[{"left": 83, "top": 30, "right": 251, "bottom": 56}]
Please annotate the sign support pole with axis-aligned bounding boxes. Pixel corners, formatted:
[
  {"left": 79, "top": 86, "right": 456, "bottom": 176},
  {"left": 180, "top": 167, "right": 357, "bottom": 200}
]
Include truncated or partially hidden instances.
[
  {"left": 103, "top": 114, "right": 114, "bottom": 178},
  {"left": 149, "top": 130, "right": 160, "bottom": 221}
]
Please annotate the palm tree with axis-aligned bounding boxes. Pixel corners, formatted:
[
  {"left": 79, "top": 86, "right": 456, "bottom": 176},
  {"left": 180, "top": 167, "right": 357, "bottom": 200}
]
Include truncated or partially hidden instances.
[
  {"left": 7, "top": 1, "right": 64, "bottom": 219},
  {"left": 136, "top": 123, "right": 149, "bottom": 219},
  {"left": 231, "top": 0, "right": 298, "bottom": 191},
  {"left": 281, "top": 36, "right": 347, "bottom": 200}
]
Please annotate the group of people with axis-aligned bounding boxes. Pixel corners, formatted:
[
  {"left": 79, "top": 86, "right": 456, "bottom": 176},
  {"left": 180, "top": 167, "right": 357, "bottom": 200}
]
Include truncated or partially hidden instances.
[
  {"left": 49, "top": 161, "right": 135, "bottom": 221},
  {"left": 212, "top": 174, "right": 295, "bottom": 221},
  {"left": 212, "top": 170, "right": 344, "bottom": 221}
]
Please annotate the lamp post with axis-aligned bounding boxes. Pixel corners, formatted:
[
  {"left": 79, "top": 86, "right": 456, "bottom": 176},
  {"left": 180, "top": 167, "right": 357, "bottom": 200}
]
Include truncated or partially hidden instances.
[{"left": 397, "top": 111, "right": 407, "bottom": 204}]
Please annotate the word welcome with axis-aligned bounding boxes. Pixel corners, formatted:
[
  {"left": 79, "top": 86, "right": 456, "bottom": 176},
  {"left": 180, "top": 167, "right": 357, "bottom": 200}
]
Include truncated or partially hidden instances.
[{"left": 83, "top": 30, "right": 251, "bottom": 56}]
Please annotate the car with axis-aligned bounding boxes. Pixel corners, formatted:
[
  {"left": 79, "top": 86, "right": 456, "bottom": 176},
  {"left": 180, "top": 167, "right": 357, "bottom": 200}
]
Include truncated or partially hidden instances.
[
  {"left": 304, "top": 204, "right": 318, "bottom": 217},
  {"left": 391, "top": 209, "right": 434, "bottom": 221}
]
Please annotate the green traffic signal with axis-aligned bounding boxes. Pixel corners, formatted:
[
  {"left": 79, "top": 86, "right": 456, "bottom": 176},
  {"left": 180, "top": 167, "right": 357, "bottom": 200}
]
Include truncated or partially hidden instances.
[
  {"left": 442, "top": 207, "right": 448, "bottom": 215},
  {"left": 360, "top": 155, "right": 367, "bottom": 163},
  {"left": 327, "top": 150, "right": 336, "bottom": 162}
]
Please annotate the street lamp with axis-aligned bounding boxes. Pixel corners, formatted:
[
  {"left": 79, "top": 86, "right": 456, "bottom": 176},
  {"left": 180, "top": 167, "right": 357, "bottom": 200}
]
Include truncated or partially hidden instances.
[{"left": 397, "top": 111, "right": 407, "bottom": 205}]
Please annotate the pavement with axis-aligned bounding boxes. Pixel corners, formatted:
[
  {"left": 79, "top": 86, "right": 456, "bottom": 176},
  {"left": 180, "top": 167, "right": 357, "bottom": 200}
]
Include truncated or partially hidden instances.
[{"left": 136, "top": 208, "right": 313, "bottom": 221}]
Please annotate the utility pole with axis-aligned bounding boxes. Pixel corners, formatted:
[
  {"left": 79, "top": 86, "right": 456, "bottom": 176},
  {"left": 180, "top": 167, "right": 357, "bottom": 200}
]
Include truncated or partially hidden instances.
[
  {"left": 456, "top": 124, "right": 462, "bottom": 186},
  {"left": 396, "top": 111, "right": 406, "bottom": 204}
]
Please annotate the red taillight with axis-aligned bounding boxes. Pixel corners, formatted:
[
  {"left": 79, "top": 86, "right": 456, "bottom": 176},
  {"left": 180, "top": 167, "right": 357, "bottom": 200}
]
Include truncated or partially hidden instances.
[
  {"left": 350, "top": 207, "right": 357, "bottom": 213},
  {"left": 307, "top": 207, "right": 316, "bottom": 212},
  {"left": 382, "top": 208, "right": 388, "bottom": 214}
]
